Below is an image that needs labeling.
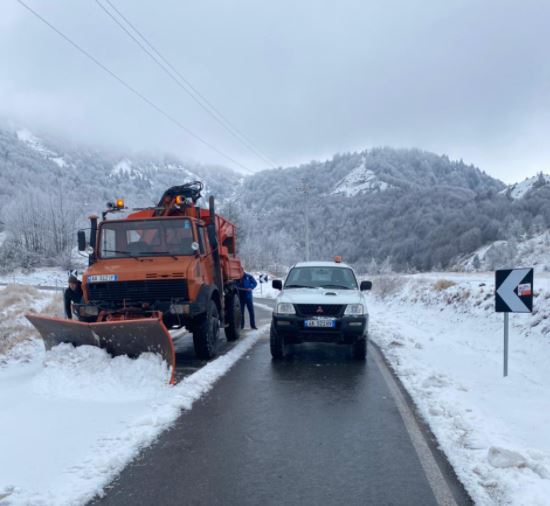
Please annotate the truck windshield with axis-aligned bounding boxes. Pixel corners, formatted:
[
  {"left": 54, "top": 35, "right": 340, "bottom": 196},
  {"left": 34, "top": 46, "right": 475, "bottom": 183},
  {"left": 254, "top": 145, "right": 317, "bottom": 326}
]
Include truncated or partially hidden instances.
[
  {"left": 99, "top": 218, "right": 195, "bottom": 259},
  {"left": 284, "top": 266, "right": 358, "bottom": 290}
]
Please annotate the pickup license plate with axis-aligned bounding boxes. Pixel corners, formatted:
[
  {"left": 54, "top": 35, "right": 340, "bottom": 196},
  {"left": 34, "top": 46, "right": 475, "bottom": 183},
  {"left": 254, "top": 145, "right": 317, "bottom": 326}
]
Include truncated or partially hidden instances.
[{"left": 305, "top": 318, "right": 336, "bottom": 328}]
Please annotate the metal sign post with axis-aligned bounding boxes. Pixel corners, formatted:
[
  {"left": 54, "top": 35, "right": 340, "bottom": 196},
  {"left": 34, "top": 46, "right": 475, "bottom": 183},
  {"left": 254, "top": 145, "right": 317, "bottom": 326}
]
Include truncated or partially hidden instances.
[
  {"left": 258, "top": 274, "right": 268, "bottom": 297},
  {"left": 503, "top": 312, "right": 509, "bottom": 377},
  {"left": 495, "top": 268, "right": 533, "bottom": 377}
]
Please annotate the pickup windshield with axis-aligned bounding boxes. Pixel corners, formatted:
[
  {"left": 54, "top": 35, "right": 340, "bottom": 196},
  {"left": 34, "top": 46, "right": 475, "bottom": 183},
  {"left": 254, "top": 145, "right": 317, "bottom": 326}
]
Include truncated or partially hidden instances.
[
  {"left": 99, "top": 218, "right": 195, "bottom": 259},
  {"left": 284, "top": 266, "right": 358, "bottom": 290}
]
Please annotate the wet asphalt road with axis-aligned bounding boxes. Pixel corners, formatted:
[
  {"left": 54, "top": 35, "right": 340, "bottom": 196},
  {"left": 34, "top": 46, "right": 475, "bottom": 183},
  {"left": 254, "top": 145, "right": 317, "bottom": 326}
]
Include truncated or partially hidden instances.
[{"left": 92, "top": 301, "right": 471, "bottom": 506}]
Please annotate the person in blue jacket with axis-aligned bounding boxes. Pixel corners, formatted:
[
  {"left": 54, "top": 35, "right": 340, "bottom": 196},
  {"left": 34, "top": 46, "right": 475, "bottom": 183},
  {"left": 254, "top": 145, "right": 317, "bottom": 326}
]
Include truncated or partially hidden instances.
[{"left": 238, "top": 272, "right": 258, "bottom": 329}]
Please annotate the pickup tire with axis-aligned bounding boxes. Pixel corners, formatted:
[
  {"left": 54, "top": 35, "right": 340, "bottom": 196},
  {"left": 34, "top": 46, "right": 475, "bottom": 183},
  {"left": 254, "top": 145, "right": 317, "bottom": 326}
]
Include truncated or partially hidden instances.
[
  {"left": 193, "top": 300, "right": 220, "bottom": 359},
  {"left": 270, "top": 321, "right": 286, "bottom": 360},
  {"left": 352, "top": 337, "right": 367, "bottom": 360},
  {"left": 224, "top": 291, "right": 241, "bottom": 342}
]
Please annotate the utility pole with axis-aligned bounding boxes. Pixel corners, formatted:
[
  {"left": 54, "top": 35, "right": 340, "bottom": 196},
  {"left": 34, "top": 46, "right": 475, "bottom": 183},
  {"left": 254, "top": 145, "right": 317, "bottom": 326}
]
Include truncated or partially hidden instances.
[{"left": 296, "top": 182, "right": 311, "bottom": 261}]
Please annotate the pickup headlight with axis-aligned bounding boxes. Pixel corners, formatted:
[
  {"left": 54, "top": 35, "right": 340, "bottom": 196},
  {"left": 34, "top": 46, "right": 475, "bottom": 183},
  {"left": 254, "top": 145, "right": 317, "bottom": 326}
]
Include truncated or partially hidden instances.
[
  {"left": 344, "top": 304, "right": 364, "bottom": 316},
  {"left": 276, "top": 303, "right": 296, "bottom": 315}
]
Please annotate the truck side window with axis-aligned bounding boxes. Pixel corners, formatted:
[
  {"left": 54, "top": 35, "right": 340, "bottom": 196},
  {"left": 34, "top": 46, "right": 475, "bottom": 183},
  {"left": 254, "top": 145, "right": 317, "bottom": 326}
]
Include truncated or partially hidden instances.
[
  {"left": 197, "top": 226, "right": 206, "bottom": 254},
  {"left": 223, "top": 236, "right": 235, "bottom": 256}
]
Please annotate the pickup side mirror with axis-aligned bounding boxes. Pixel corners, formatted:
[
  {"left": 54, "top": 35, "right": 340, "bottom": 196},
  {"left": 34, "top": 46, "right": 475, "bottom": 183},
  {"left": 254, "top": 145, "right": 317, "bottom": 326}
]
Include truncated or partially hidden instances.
[
  {"left": 360, "top": 280, "right": 372, "bottom": 291},
  {"left": 77, "top": 230, "right": 87, "bottom": 252},
  {"left": 272, "top": 279, "right": 283, "bottom": 291}
]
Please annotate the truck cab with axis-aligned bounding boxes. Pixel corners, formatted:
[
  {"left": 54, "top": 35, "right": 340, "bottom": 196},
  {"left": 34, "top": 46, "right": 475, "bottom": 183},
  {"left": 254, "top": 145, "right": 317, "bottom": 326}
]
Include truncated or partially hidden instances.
[
  {"left": 270, "top": 260, "right": 372, "bottom": 360},
  {"left": 75, "top": 182, "right": 243, "bottom": 360}
]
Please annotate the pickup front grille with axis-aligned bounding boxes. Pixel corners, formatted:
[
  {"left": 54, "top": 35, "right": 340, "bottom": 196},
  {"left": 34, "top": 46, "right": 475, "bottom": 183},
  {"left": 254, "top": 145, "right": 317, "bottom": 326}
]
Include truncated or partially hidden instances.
[
  {"left": 295, "top": 304, "right": 345, "bottom": 317},
  {"left": 87, "top": 279, "right": 188, "bottom": 306}
]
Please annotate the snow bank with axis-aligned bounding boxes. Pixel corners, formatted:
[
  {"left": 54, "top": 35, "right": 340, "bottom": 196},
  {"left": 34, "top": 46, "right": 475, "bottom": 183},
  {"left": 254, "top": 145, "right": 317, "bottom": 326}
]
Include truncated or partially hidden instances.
[
  {"left": 0, "top": 284, "right": 61, "bottom": 356},
  {"left": 0, "top": 268, "right": 79, "bottom": 288},
  {"left": 250, "top": 271, "right": 280, "bottom": 299},
  {"left": 457, "top": 231, "right": 550, "bottom": 273},
  {"left": 0, "top": 326, "right": 265, "bottom": 505},
  {"left": 369, "top": 274, "right": 550, "bottom": 505}
]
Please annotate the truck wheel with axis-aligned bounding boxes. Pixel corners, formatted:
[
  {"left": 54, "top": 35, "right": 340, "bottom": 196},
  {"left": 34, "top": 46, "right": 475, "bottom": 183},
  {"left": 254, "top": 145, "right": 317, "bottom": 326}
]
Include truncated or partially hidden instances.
[
  {"left": 352, "top": 337, "right": 367, "bottom": 360},
  {"left": 225, "top": 291, "right": 241, "bottom": 342},
  {"left": 193, "top": 300, "right": 220, "bottom": 359},
  {"left": 270, "top": 321, "right": 286, "bottom": 360}
]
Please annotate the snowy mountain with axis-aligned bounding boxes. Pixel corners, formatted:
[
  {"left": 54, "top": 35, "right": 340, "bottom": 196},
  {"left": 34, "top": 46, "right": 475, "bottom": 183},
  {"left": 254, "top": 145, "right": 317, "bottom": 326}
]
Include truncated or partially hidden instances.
[
  {"left": 0, "top": 125, "right": 241, "bottom": 270},
  {"left": 1, "top": 123, "right": 549, "bottom": 273},
  {"left": 1, "top": 126, "right": 241, "bottom": 206},
  {"left": 16, "top": 128, "right": 68, "bottom": 168},
  {"left": 234, "top": 148, "right": 511, "bottom": 271},
  {"left": 500, "top": 172, "right": 550, "bottom": 200},
  {"left": 332, "top": 158, "right": 391, "bottom": 196},
  {"left": 456, "top": 231, "right": 550, "bottom": 273}
]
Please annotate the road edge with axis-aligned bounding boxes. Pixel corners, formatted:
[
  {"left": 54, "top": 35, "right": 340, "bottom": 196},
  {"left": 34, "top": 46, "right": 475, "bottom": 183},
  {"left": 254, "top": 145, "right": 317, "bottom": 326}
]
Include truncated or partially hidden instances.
[{"left": 371, "top": 341, "right": 473, "bottom": 506}]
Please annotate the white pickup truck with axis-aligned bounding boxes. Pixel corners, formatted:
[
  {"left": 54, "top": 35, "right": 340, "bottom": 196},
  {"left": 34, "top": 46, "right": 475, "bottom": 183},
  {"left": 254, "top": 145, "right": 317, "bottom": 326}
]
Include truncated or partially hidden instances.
[{"left": 270, "top": 260, "right": 372, "bottom": 360}]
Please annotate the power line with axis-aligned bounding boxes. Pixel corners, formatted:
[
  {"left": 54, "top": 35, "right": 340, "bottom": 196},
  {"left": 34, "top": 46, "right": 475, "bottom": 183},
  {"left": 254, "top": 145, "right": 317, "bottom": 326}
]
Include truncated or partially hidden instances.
[
  {"left": 15, "top": 0, "right": 252, "bottom": 173},
  {"left": 96, "top": 0, "right": 279, "bottom": 169},
  {"left": 102, "top": 0, "right": 278, "bottom": 168}
]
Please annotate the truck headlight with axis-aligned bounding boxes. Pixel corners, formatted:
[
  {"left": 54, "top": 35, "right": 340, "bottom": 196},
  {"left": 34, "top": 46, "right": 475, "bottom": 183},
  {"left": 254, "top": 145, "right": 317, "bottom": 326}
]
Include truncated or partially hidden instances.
[
  {"left": 276, "top": 303, "right": 296, "bottom": 315},
  {"left": 79, "top": 304, "right": 99, "bottom": 317},
  {"left": 344, "top": 304, "right": 364, "bottom": 316},
  {"left": 170, "top": 303, "right": 190, "bottom": 315}
]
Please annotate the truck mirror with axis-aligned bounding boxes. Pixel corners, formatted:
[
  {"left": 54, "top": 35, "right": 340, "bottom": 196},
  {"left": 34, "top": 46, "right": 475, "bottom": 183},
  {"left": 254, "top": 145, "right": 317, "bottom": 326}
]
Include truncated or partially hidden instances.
[
  {"left": 77, "top": 230, "right": 87, "bottom": 251},
  {"left": 360, "top": 280, "right": 372, "bottom": 291},
  {"left": 272, "top": 279, "right": 283, "bottom": 290}
]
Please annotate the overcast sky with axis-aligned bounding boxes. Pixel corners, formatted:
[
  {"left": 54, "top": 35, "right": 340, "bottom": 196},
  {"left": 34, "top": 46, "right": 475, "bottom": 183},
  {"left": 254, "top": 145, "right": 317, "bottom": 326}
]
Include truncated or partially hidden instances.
[{"left": 1, "top": 0, "right": 549, "bottom": 182}]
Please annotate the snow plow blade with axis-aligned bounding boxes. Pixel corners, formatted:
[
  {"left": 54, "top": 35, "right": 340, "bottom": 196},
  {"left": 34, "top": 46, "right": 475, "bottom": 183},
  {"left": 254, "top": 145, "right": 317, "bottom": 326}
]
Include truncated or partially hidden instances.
[{"left": 25, "top": 314, "right": 176, "bottom": 383}]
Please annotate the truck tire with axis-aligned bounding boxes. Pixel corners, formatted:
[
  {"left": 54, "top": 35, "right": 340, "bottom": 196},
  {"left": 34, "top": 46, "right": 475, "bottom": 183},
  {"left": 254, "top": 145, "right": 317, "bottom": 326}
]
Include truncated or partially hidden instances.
[
  {"left": 224, "top": 291, "right": 241, "bottom": 342},
  {"left": 270, "top": 321, "right": 286, "bottom": 360},
  {"left": 352, "top": 337, "right": 367, "bottom": 360},
  {"left": 193, "top": 300, "right": 220, "bottom": 359}
]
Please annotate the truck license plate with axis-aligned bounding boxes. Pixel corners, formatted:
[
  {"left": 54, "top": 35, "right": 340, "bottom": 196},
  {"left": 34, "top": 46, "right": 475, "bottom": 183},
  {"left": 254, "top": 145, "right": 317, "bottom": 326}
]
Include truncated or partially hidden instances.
[
  {"left": 88, "top": 274, "right": 118, "bottom": 283},
  {"left": 305, "top": 318, "right": 336, "bottom": 328}
]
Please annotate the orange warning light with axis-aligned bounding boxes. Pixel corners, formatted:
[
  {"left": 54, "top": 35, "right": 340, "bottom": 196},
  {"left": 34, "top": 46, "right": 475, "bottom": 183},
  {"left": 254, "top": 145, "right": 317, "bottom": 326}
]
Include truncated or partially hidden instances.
[
  {"left": 175, "top": 195, "right": 183, "bottom": 205},
  {"left": 334, "top": 256, "right": 342, "bottom": 263},
  {"left": 116, "top": 198, "right": 125, "bottom": 209}
]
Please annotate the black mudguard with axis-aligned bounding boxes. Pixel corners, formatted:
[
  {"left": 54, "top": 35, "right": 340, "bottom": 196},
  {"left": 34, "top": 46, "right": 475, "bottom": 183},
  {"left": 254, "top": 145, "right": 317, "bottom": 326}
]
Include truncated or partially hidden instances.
[{"left": 195, "top": 284, "right": 219, "bottom": 315}]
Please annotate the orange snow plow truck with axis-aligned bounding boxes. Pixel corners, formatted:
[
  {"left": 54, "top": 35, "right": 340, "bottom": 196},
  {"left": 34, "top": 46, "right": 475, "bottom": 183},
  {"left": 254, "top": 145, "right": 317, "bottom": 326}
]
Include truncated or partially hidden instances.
[{"left": 26, "top": 182, "right": 244, "bottom": 383}]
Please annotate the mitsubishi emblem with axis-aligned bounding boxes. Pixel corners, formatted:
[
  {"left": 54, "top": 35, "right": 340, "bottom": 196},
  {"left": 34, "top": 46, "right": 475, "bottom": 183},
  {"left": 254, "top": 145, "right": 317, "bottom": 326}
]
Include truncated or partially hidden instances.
[{"left": 316, "top": 306, "right": 324, "bottom": 314}]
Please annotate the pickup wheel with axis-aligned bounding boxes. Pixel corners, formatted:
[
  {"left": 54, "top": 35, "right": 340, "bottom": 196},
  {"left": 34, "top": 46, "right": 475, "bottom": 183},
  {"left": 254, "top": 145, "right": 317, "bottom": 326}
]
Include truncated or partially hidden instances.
[
  {"left": 193, "top": 300, "right": 220, "bottom": 360},
  {"left": 224, "top": 291, "right": 241, "bottom": 342},
  {"left": 352, "top": 337, "right": 367, "bottom": 360},
  {"left": 270, "top": 321, "right": 286, "bottom": 360}
]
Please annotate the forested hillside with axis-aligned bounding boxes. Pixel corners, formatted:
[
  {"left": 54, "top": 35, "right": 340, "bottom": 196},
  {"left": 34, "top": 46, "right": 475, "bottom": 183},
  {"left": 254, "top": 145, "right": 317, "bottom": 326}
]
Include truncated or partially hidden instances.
[
  {"left": 0, "top": 127, "right": 240, "bottom": 270},
  {"left": 233, "top": 149, "right": 550, "bottom": 272},
  {"left": 1, "top": 126, "right": 549, "bottom": 273}
]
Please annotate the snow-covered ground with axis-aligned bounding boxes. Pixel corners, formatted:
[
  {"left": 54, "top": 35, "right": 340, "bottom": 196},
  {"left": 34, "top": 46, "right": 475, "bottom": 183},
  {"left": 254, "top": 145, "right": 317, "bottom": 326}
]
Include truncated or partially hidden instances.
[
  {"left": 500, "top": 173, "right": 550, "bottom": 200},
  {"left": 2, "top": 268, "right": 549, "bottom": 505},
  {"left": 456, "top": 231, "right": 550, "bottom": 273},
  {"left": 332, "top": 163, "right": 391, "bottom": 196},
  {"left": 252, "top": 273, "right": 280, "bottom": 299},
  {"left": 0, "top": 285, "right": 62, "bottom": 355},
  {"left": 0, "top": 268, "right": 83, "bottom": 289},
  {"left": 0, "top": 286, "right": 266, "bottom": 505},
  {"left": 368, "top": 273, "right": 550, "bottom": 505}
]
